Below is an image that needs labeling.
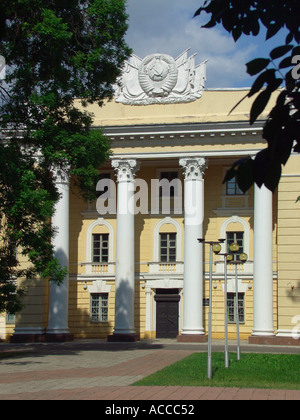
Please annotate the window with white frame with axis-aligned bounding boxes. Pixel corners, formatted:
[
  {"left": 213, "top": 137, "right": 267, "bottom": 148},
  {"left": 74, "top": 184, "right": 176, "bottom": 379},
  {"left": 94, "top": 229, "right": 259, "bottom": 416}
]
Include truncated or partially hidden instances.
[
  {"left": 90, "top": 293, "right": 108, "bottom": 323},
  {"left": 227, "top": 292, "right": 245, "bottom": 323},
  {"left": 160, "top": 232, "right": 176, "bottom": 262},
  {"left": 92, "top": 233, "right": 109, "bottom": 263}
]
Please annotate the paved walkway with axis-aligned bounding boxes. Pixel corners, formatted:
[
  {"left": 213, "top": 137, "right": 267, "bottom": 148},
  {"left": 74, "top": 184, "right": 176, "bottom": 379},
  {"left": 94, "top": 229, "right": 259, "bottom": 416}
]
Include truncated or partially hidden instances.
[{"left": 0, "top": 339, "right": 299, "bottom": 400}]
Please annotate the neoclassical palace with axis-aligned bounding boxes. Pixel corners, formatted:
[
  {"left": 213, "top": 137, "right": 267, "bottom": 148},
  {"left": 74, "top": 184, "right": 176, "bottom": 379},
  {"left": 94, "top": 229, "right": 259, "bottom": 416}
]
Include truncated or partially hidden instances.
[{"left": 2, "top": 51, "right": 300, "bottom": 344}]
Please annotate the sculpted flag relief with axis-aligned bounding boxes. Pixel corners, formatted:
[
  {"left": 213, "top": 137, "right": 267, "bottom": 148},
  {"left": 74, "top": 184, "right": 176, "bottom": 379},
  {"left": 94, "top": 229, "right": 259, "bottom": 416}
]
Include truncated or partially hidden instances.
[{"left": 114, "top": 49, "right": 207, "bottom": 105}]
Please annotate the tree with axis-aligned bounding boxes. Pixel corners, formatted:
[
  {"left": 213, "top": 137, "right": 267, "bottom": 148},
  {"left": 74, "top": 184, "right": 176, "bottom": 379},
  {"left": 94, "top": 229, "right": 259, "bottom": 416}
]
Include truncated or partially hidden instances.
[
  {"left": 194, "top": 0, "right": 300, "bottom": 193},
  {"left": 0, "top": 0, "right": 131, "bottom": 314}
]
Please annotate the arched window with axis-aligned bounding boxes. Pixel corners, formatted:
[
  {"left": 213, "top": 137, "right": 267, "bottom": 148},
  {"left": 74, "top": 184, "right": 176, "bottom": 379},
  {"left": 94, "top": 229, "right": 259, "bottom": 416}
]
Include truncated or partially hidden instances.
[
  {"left": 220, "top": 215, "right": 250, "bottom": 257},
  {"left": 85, "top": 218, "right": 114, "bottom": 263},
  {"left": 153, "top": 217, "right": 182, "bottom": 262}
]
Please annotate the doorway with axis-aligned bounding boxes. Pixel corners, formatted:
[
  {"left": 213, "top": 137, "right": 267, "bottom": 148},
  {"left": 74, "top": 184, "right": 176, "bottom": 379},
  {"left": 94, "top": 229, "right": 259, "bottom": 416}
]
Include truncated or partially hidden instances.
[{"left": 155, "top": 289, "right": 180, "bottom": 338}]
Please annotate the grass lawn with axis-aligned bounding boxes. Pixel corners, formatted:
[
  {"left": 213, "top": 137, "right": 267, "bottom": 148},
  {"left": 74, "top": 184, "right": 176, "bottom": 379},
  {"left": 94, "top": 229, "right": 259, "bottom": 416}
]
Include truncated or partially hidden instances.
[{"left": 133, "top": 352, "right": 300, "bottom": 390}]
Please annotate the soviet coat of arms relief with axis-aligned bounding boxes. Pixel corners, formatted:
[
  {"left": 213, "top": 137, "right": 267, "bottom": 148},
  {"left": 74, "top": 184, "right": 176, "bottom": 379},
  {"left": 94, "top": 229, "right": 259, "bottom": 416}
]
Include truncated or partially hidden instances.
[{"left": 114, "top": 49, "right": 207, "bottom": 105}]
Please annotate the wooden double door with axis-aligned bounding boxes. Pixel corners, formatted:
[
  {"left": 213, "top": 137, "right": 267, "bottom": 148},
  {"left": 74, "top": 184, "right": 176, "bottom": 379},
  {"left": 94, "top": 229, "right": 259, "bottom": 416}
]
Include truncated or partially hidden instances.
[{"left": 155, "top": 289, "right": 180, "bottom": 338}]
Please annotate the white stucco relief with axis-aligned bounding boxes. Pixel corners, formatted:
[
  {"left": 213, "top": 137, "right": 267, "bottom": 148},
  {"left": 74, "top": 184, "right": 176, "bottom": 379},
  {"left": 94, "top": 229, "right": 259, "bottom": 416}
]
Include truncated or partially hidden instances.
[{"left": 114, "top": 49, "right": 207, "bottom": 105}]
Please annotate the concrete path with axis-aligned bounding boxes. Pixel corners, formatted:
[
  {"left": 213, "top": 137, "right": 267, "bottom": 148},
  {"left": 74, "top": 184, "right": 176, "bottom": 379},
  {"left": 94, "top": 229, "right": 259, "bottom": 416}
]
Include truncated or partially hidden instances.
[{"left": 0, "top": 339, "right": 299, "bottom": 400}]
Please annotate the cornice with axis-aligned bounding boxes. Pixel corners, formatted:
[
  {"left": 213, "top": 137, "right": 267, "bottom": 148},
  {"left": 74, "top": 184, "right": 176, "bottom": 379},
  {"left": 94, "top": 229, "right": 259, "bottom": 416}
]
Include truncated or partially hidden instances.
[{"left": 102, "top": 121, "right": 264, "bottom": 143}]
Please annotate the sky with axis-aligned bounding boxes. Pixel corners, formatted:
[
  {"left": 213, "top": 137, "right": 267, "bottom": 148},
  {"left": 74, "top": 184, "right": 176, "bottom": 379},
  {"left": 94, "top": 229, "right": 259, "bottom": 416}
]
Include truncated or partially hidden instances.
[{"left": 125, "top": 0, "right": 288, "bottom": 88}]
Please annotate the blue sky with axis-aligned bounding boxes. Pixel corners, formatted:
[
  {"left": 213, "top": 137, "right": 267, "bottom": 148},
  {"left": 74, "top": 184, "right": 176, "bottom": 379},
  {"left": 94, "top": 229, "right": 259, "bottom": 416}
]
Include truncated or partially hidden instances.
[{"left": 125, "top": 0, "right": 288, "bottom": 88}]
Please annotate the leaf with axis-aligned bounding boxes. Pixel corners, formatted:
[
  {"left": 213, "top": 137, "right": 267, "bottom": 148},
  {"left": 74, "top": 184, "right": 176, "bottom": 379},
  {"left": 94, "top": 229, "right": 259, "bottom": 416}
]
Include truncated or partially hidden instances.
[
  {"left": 250, "top": 89, "right": 272, "bottom": 124},
  {"left": 279, "top": 56, "right": 293, "bottom": 69},
  {"left": 266, "top": 23, "right": 281, "bottom": 40},
  {"left": 222, "top": 167, "right": 236, "bottom": 184},
  {"left": 253, "top": 149, "right": 270, "bottom": 188},
  {"left": 232, "top": 26, "right": 242, "bottom": 42},
  {"left": 202, "top": 18, "right": 217, "bottom": 29},
  {"left": 236, "top": 158, "right": 254, "bottom": 193},
  {"left": 228, "top": 93, "right": 248, "bottom": 115},
  {"left": 246, "top": 58, "right": 270, "bottom": 76},
  {"left": 292, "top": 46, "right": 300, "bottom": 56},
  {"left": 270, "top": 45, "right": 293, "bottom": 60},
  {"left": 193, "top": 7, "right": 202, "bottom": 17},
  {"left": 264, "top": 163, "right": 282, "bottom": 192},
  {"left": 286, "top": 32, "right": 293, "bottom": 44},
  {"left": 248, "top": 70, "right": 270, "bottom": 97}
]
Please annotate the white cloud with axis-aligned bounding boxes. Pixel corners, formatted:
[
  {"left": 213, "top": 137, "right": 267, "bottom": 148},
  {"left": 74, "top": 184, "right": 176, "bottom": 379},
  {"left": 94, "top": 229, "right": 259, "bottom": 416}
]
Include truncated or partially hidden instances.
[{"left": 125, "top": 0, "right": 259, "bottom": 87}]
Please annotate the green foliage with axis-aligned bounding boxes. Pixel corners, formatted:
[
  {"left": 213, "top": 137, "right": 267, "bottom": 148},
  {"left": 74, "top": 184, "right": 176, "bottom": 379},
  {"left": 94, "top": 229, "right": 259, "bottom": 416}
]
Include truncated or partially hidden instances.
[
  {"left": 0, "top": 0, "right": 131, "bottom": 313},
  {"left": 195, "top": 0, "right": 300, "bottom": 193}
]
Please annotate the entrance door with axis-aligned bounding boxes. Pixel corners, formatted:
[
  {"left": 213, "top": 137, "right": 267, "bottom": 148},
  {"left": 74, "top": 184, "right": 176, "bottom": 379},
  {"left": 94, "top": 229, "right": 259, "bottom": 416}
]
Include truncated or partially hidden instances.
[{"left": 155, "top": 289, "right": 179, "bottom": 338}]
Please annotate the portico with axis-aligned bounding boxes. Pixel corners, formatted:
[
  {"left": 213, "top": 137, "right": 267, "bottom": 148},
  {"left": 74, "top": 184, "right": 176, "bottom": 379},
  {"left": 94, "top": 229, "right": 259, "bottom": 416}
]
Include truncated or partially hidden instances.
[{"left": 9, "top": 50, "right": 297, "bottom": 345}]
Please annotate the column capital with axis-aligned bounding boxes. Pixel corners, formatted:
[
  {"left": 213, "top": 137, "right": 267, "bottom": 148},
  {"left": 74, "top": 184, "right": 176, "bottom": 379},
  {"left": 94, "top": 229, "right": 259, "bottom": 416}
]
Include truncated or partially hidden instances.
[
  {"left": 179, "top": 157, "right": 207, "bottom": 180},
  {"left": 52, "top": 167, "right": 70, "bottom": 186},
  {"left": 111, "top": 159, "right": 139, "bottom": 182}
]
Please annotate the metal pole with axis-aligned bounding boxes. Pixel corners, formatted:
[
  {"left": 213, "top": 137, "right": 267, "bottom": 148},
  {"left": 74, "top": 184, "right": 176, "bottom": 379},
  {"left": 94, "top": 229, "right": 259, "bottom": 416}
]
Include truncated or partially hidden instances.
[
  {"left": 207, "top": 243, "right": 213, "bottom": 379},
  {"left": 235, "top": 263, "right": 240, "bottom": 361},
  {"left": 224, "top": 256, "right": 229, "bottom": 368}
]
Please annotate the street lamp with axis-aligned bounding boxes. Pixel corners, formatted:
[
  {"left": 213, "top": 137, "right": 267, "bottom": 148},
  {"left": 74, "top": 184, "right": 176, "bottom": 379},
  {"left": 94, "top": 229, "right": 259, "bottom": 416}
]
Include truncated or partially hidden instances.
[
  {"left": 198, "top": 238, "right": 225, "bottom": 379},
  {"left": 217, "top": 252, "right": 233, "bottom": 368},
  {"left": 229, "top": 243, "right": 248, "bottom": 361}
]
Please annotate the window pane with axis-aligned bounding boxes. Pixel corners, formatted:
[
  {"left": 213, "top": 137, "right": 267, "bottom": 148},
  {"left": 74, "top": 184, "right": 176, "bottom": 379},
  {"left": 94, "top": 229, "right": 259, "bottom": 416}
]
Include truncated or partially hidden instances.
[
  {"left": 160, "top": 232, "right": 177, "bottom": 262},
  {"left": 227, "top": 293, "right": 245, "bottom": 323},
  {"left": 92, "top": 233, "right": 109, "bottom": 263},
  {"left": 226, "top": 176, "right": 244, "bottom": 195},
  {"left": 91, "top": 293, "right": 108, "bottom": 323},
  {"left": 226, "top": 232, "right": 244, "bottom": 260}
]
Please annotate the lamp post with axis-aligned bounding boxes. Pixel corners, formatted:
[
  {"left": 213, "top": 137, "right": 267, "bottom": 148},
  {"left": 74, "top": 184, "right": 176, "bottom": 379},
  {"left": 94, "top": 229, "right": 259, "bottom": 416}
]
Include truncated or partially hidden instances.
[
  {"left": 217, "top": 252, "right": 233, "bottom": 368},
  {"left": 198, "top": 238, "right": 225, "bottom": 379},
  {"left": 229, "top": 243, "right": 248, "bottom": 361}
]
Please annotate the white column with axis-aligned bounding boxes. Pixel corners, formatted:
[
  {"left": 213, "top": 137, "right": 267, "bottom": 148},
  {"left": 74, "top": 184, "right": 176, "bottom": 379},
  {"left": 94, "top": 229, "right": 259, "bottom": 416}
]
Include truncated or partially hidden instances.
[
  {"left": 252, "top": 183, "right": 274, "bottom": 336},
  {"left": 47, "top": 169, "right": 70, "bottom": 337},
  {"left": 179, "top": 158, "right": 206, "bottom": 339},
  {"left": 110, "top": 159, "right": 138, "bottom": 339}
]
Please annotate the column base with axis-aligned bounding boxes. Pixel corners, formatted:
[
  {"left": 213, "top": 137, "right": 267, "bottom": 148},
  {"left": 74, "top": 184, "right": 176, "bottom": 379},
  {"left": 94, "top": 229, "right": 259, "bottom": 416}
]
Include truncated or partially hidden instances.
[
  {"left": 248, "top": 335, "right": 300, "bottom": 346},
  {"left": 177, "top": 334, "right": 208, "bottom": 343},
  {"left": 107, "top": 333, "right": 140, "bottom": 342}
]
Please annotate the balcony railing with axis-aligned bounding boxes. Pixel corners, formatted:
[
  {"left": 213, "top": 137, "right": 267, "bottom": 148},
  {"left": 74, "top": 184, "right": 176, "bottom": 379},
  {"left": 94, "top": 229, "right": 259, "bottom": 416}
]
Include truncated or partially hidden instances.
[
  {"left": 148, "top": 261, "right": 184, "bottom": 274},
  {"left": 81, "top": 262, "right": 115, "bottom": 275}
]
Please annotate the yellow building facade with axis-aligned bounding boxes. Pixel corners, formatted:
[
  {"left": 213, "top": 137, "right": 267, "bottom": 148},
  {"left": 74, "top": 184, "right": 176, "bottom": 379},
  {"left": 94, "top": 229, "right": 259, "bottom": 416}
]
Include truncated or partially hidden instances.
[{"left": 3, "top": 53, "right": 300, "bottom": 345}]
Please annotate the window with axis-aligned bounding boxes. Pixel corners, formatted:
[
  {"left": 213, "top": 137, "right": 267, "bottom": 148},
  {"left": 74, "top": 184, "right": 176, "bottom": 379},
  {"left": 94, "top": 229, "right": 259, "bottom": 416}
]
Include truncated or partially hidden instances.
[
  {"left": 160, "top": 233, "right": 176, "bottom": 262},
  {"left": 91, "top": 293, "right": 108, "bottom": 323},
  {"left": 226, "top": 176, "right": 244, "bottom": 195},
  {"left": 226, "top": 231, "right": 244, "bottom": 261},
  {"left": 6, "top": 313, "right": 15, "bottom": 324},
  {"left": 227, "top": 292, "right": 245, "bottom": 323},
  {"left": 92, "top": 233, "right": 109, "bottom": 263},
  {"left": 159, "top": 171, "right": 179, "bottom": 197}
]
